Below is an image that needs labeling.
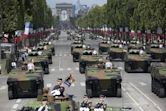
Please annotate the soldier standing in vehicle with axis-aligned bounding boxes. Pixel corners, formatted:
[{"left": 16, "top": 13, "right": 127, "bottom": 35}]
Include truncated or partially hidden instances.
[
  {"left": 37, "top": 98, "right": 49, "bottom": 111},
  {"left": 27, "top": 59, "right": 35, "bottom": 72},
  {"left": 105, "top": 60, "right": 113, "bottom": 69},
  {"left": 80, "top": 95, "right": 91, "bottom": 111},
  {"left": 94, "top": 95, "right": 106, "bottom": 111}
]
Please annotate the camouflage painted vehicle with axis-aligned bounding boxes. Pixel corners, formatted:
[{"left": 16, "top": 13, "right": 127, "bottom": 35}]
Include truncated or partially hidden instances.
[
  {"left": 38, "top": 42, "right": 55, "bottom": 56},
  {"left": 71, "top": 40, "right": 83, "bottom": 54},
  {"left": 85, "top": 66, "right": 122, "bottom": 97},
  {"left": 7, "top": 69, "right": 44, "bottom": 100},
  {"left": 124, "top": 48, "right": 151, "bottom": 73},
  {"left": 151, "top": 62, "right": 166, "bottom": 98},
  {"left": 17, "top": 95, "right": 79, "bottom": 111},
  {"left": 79, "top": 50, "right": 101, "bottom": 73},
  {"left": 27, "top": 52, "right": 50, "bottom": 74},
  {"left": 146, "top": 44, "right": 166, "bottom": 62},
  {"left": 0, "top": 43, "right": 16, "bottom": 74},
  {"left": 71, "top": 44, "right": 84, "bottom": 62},
  {"left": 108, "top": 43, "right": 127, "bottom": 61},
  {"left": 99, "top": 41, "right": 110, "bottom": 54},
  {"left": 35, "top": 46, "right": 53, "bottom": 64}
]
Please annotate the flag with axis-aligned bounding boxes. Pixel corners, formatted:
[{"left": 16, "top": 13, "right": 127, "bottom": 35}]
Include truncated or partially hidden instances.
[
  {"left": 24, "top": 22, "right": 33, "bottom": 35},
  {"left": 64, "top": 74, "right": 75, "bottom": 87}
]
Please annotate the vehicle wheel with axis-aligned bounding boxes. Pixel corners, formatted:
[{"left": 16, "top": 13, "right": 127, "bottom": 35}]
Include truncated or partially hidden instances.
[
  {"left": 79, "top": 68, "right": 85, "bottom": 74},
  {"left": 44, "top": 68, "right": 49, "bottom": 74},
  {"left": 8, "top": 89, "right": 14, "bottom": 100},
  {"left": 37, "top": 89, "right": 42, "bottom": 96},
  {"left": 158, "top": 88, "right": 165, "bottom": 98},
  {"left": 125, "top": 63, "right": 131, "bottom": 73},
  {"left": 117, "top": 88, "right": 122, "bottom": 97},
  {"left": 86, "top": 89, "right": 92, "bottom": 98}
]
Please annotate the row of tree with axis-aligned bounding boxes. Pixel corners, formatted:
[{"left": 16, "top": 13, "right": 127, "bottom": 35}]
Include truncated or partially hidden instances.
[
  {"left": 76, "top": 0, "right": 166, "bottom": 33},
  {"left": 0, "top": 0, "right": 58, "bottom": 33}
]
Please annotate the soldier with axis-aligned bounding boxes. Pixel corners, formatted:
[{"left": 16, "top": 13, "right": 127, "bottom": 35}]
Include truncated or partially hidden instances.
[
  {"left": 80, "top": 95, "right": 91, "bottom": 111},
  {"left": 92, "top": 49, "right": 98, "bottom": 55},
  {"left": 105, "top": 60, "right": 113, "bottom": 69},
  {"left": 51, "top": 78, "right": 65, "bottom": 97},
  {"left": 11, "top": 61, "right": 17, "bottom": 69},
  {"left": 94, "top": 95, "right": 106, "bottom": 111},
  {"left": 139, "top": 48, "right": 144, "bottom": 55},
  {"left": 27, "top": 59, "right": 35, "bottom": 72},
  {"left": 37, "top": 98, "right": 49, "bottom": 111}
]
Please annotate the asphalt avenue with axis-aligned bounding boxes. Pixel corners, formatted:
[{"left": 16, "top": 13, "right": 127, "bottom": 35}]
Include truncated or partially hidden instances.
[{"left": 0, "top": 31, "right": 166, "bottom": 111}]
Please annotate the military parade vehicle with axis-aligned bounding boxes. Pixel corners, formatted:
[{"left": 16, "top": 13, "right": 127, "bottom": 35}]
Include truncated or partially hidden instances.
[
  {"left": 99, "top": 40, "right": 110, "bottom": 54},
  {"left": 7, "top": 69, "right": 44, "bottom": 100},
  {"left": 0, "top": 43, "right": 16, "bottom": 74},
  {"left": 146, "top": 43, "right": 166, "bottom": 62},
  {"left": 27, "top": 51, "right": 50, "bottom": 74},
  {"left": 79, "top": 49, "right": 101, "bottom": 73},
  {"left": 124, "top": 48, "right": 151, "bottom": 73},
  {"left": 38, "top": 41, "right": 55, "bottom": 56},
  {"left": 151, "top": 62, "right": 166, "bottom": 98},
  {"left": 71, "top": 40, "right": 83, "bottom": 54},
  {"left": 17, "top": 94, "right": 79, "bottom": 111},
  {"left": 71, "top": 44, "right": 84, "bottom": 62},
  {"left": 108, "top": 42, "right": 127, "bottom": 61},
  {"left": 85, "top": 66, "right": 122, "bottom": 97}
]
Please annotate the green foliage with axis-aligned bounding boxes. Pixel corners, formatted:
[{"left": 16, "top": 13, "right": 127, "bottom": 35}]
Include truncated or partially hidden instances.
[
  {"left": 1, "top": 0, "right": 55, "bottom": 33},
  {"left": 76, "top": 0, "right": 166, "bottom": 31}
]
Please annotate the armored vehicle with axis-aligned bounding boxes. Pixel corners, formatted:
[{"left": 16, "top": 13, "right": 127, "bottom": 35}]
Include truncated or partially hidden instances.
[
  {"left": 35, "top": 46, "right": 53, "bottom": 64},
  {"left": 71, "top": 44, "right": 84, "bottom": 62},
  {"left": 17, "top": 95, "right": 79, "bottom": 111},
  {"left": 27, "top": 52, "right": 50, "bottom": 74},
  {"left": 98, "top": 41, "right": 110, "bottom": 54},
  {"left": 7, "top": 69, "right": 44, "bottom": 100},
  {"left": 147, "top": 43, "right": 166, "bottom": 62},
  {"left": 71, "top": 40, "right": 83, "bottom": 54},
  {"left": 109, "top": 43, "right": 127, "bottom": 61},
  {"left": 79, "top": 50, "right": 101, "bottom": 73},
  {"left": 85, "top": 66, "right": 122, "bottom": 97},
  {"left": 38, "top": 42, "right": 55, "bottom": 56},
  {"left": 124, "top": 48, "right": 151, "bottom": 73},
  {"left": 151, "top": 63, "right": 166, "bottom": 98},
  {"left": 0, "top": 43, "right": 16, "bottom": 74}
]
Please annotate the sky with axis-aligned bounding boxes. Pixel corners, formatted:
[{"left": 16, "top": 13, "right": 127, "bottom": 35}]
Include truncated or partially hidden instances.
[{"left": 46, "top": 0, "right": 107, "bottom": 8}]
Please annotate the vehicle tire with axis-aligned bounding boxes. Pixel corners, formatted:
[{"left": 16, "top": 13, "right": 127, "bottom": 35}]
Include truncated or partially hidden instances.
[
  {"left": 117, "top": 88, "right": 122, "bottom": 97},
  {"left": 79, "top": 68, "right": 85, "bottom": 74},
  {"left": 44, "top": 68, "right": 49, "bottom": 74},
  {"left": 158, "top": 88, "right": 165, "bottom": 98},
  {"left": 86, "top": 89, "right": 92, "bottom": 98},
  {"left": 37, "top": 89, "right": 42, "bottom": 96},
  {"left": 125, "top": 62, "right": 131, "bottom": 73},
  {"left": 8, "top": 89, "right": 14, "bottom": 100}
]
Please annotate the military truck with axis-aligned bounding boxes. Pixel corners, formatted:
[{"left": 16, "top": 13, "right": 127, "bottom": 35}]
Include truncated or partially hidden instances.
[
  {"left": 79, "top": 50, "right": 101, "bottom": 73},
  {"left": 0, "top": 43, "right": 16, "bottom": 74},
  {"left": 85, "top": 66, "right": 122, "bottom": 97},
  {"left": 146, "top": 43, "right": 166, "bottom": 62},
  {"left": 17, "top": 95, "right": 79, "bottom": 111},
  {"left": 124, "top": 48, "right": 151, "bottom": 73},
  {"left": 71, "top": 44, "right": 84, "bottom": 62},
  {"left": 27, "top": 52, "right": 50, "bottom": 74},
  {"left": 151, "top": 62, "right": 166, "bottom": 98},
  {"left": 108, "top": 43, "right": 127, "bottom": 61},
  {"left": 98, "top": 41, "right": 110, "bottom": 54},
  {"left": 7, "top": 69, "right": 44, "bottom": 100}
]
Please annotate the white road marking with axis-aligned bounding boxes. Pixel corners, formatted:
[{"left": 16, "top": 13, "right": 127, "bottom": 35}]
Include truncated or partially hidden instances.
[
  {"left": 46, "top": 83, "right": 52, "bottom": 88},
  {"left": 80, "top": 82, "right": 85, "bottom": 86},
  {"left": 118, "top": 67, "right": 124, "bottom": 70},
  {"left": 51, "top": 68, "right": 55, "bottom": 72},
  {"left": 122, "top": 86, "right": 126, "bottom": 91},
  {"left": 71, "top": 83, "right": 75, "bottom": 87},
  {"left": 75, "top": 67, "right": 79, "bottom": 71},
  {"left": 139, "top": 82, "right": 147, "bottom": 86},
  {"left": 126, "top": 92, "right": 144, "bottom": 111},
  {"left": 16, "top": 99, "right": 22, "bottom": 103},
  {"left": 64, "top": 54, "right": 66, "bottom": 56},
  {"left": 129, "top": 82, "right": 163, "bottom": 111},
  {"left": 67, "top": 68, "right": 71, "bottom": 71},
  {"left": 0, "top": 85, "right": 7, "bottom": 90},
  {"left": 59, "top": 68, "right": 64, "bottom": 71},
  {"left": 59, "top": 54, "right": 62, "bottom": 56},
  {"left": 12, "top": 104, "right": 19, "bottom": 109}
]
